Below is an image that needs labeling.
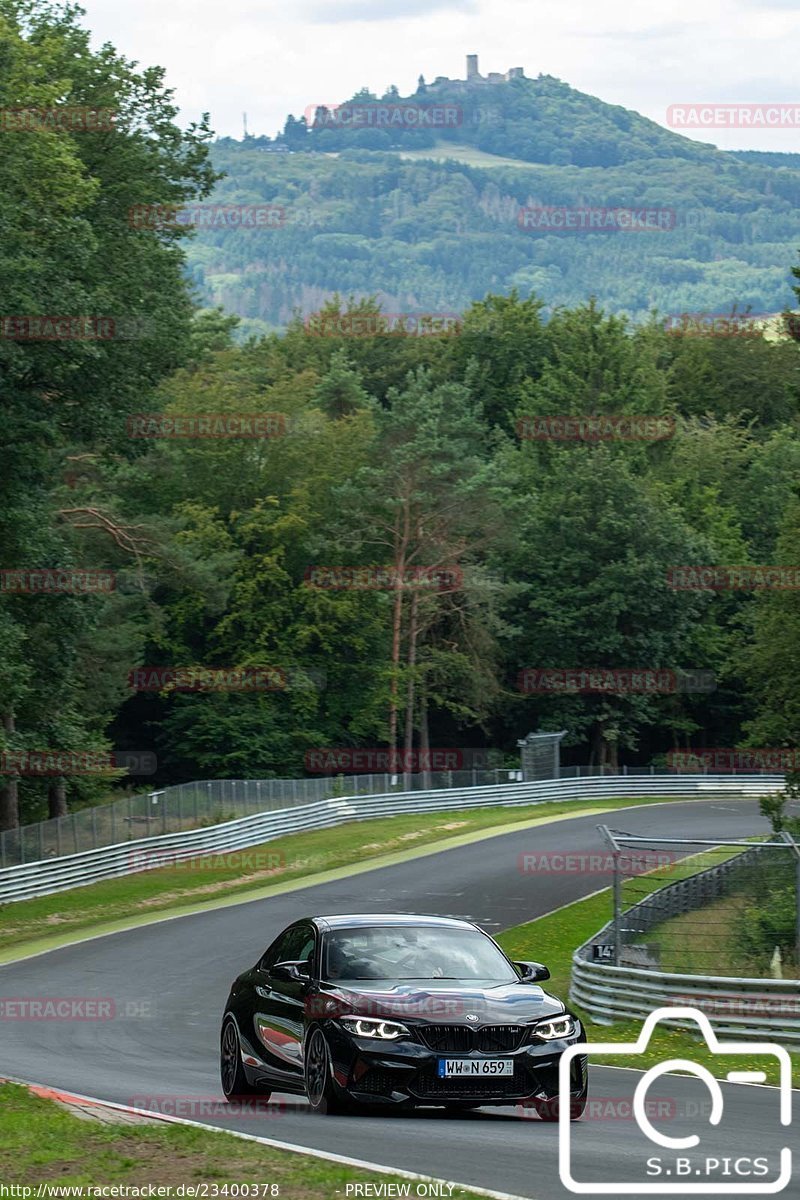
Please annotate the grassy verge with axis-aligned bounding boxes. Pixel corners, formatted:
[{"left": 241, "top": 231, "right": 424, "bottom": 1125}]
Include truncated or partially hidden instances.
[
  {"left": 496, "top": 867, "right": 800, "bottom": 1088},
  {"left": 642, "top": 892, "right": 750, "bottom": 975},
  {"left": 0, "top": 795, "right": 690, "bottom": 961},
  {"left": 0, "top": 1082, "right": 488, "bottom": 1197},
  {"left": 393, "top": 141, "right": 537, "bottom": 168},
  {"left": 642, "top": 889, "right": 799, "bottom": 977}
]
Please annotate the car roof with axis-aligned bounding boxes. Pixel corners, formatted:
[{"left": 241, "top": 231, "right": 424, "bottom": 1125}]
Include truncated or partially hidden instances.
[{"left": 309, "top": 913, "right": 481, "bottom": 933}]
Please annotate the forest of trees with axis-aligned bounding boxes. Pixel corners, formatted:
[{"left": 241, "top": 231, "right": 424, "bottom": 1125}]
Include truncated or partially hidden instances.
[
  {"left": 189, "top": 140, "right": 800, "bottom": 329},
  {"left": 243, "top": 72, "right": 722, "bottom": 165},
  {"left": 4, "top": 1, "right": 800, "bottom": 831}
]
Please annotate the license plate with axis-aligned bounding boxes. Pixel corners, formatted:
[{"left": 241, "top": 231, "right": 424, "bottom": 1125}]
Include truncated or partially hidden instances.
[{"left": 437, "top": 1058, "right": 514, "bottom": 1077}]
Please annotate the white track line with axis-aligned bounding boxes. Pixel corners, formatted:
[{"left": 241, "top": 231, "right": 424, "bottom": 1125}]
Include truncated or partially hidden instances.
[{"left": 597, "top": 1063, "right": 799, "bottom": 1092}]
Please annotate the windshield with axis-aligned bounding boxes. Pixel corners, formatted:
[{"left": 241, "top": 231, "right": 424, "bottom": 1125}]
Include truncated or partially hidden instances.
[{"left": 322, "top": 925, "right": 517, "bottom": 983}]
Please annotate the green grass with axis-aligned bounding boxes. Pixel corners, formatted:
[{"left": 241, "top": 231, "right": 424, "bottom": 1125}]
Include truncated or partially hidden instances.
[
  {"left": 496, "top": 862, "right": 800, "bottom": 1088},
  {"left": 637, "top": 888, "right": 799, "bottom": 977},
  {"left": 0, "top": 795, "right": 692, "bottom": 962},
  {"left": 393, "top": 140, "right": 540, "bottom": 168},
  {"left": 0, "top": 1082, "right": 488, "bottom": 1196},
  {"left": 641, "top": 891, "right": 751, "bottom": 975}
]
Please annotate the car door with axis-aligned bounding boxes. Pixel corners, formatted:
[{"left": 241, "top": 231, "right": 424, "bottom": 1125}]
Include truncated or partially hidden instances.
[{"left": 251, "top": 922, "right": 316, "bottom": 1083}]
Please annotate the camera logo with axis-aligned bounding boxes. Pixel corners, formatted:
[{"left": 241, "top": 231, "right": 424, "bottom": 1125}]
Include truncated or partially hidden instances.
[{"left": 558, "top": 1007, "right": 792, "bottom": 1194}]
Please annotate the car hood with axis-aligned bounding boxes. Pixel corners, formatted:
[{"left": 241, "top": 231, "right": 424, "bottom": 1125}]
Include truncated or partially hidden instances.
[{"left": 309, "top": 981, "right": 566, "bottom": 1024}]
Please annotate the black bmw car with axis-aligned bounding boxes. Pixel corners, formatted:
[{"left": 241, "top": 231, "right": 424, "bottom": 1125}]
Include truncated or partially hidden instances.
[{"left": 220, "top": 913, "right": 588, "bottom": 1116}]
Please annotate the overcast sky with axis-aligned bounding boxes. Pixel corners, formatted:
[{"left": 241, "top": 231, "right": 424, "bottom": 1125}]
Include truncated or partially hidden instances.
[{"left": 79, "top": 0, "right": 800, "bottom": 150}]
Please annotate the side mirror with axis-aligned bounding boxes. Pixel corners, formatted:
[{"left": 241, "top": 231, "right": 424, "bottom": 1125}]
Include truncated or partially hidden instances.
[
  {"left": 514, "top": 960, "right": 550, "bottom": 983},
  {"left": 272, "top": 959, "right": 311, "bottom": 982}
]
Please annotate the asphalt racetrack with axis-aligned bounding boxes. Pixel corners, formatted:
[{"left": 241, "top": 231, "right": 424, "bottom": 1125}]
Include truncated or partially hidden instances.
[{"left": 1, "top": 800, "right": 795, "bottom": 1199}]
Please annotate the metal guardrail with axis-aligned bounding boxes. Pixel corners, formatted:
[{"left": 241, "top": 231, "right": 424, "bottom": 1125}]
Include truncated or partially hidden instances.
[
  {"left": 1, "top": 759, "right": 782, "bottom": 869},
  {"left": 571, "top": 842, "right": 800, "bottom": 1041},
  {"left": 0, "top": 773, "right": 783, "bottom": 905},
  {"left": 0, "top": 769, "right": 522, "bottom": 868},
  {"left": 571, "top": 956, "right": 800, "bottom": 1043}
]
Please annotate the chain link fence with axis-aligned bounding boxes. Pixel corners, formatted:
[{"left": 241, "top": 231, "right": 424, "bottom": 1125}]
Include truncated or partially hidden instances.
[
  {"left": 1, "top": 729, "right": 781, "bottom": 870},
  {"left": 592, "top": 827, "right": 800, "bottom": 975},
  {"left": 517, "top": 730, "right": 567, "bottom": 780},
  {"left": 0, "top": 768, "right": 526, "bottom": 868},
  {"left": 559, "top": 764, "right": 790, "bottom": 778}
]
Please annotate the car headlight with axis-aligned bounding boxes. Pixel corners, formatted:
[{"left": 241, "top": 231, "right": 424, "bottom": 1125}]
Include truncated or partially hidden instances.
[
  {"left": 339, "top": 1017, "right": 409, "bottom": 1040},
  {"left": 533, "top": 1015, "right": 575, "bottom": 1041}
]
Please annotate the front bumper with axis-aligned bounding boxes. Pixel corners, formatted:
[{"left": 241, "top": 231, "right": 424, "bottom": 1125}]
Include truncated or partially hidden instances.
[{"left": 324, "top": 1021, "right": 588, "bottom": 1107}]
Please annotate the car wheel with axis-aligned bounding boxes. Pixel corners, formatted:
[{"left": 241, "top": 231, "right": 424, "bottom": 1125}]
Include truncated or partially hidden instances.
[
  {"left": 220, "top": 1017, "right": 270, "bottom": 1101},
  {"left": 305, "top": 1027, "right": 352, "bottom": 1115}
]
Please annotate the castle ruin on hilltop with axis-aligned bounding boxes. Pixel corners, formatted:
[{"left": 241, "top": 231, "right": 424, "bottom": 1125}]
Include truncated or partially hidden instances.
[
  {"left": 425, "top": 55, "right": 525, "bottom": 90},
  {"left": 466, "top": 55, "right": 525, "bottom": 84}
]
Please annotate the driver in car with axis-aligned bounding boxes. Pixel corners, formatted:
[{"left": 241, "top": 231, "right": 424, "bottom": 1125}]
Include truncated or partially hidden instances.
[{"left": 327, "top": 938, "right": 383, "bottom": 980}]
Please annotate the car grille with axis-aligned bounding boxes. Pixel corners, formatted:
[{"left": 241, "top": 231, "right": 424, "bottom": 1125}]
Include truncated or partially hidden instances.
[
  {"left": 417, "top": 1024, "right": 528, "bottom": 1053},
  {"left": 479, "top": 1024, "right": 528, "bottom": 1052},
  {"left": 418, "top": 1025, "right": 474, "bottom": 1052},
  {"left": 355, "top": 1068, "right": 400, "bottom": 1096},
  {"left": 410, "top": 1064, "right": 531, "bottom": 1099}
]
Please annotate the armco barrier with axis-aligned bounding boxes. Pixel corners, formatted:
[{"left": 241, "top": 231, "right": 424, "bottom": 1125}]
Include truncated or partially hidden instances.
[
  {"left": 570, "top": 955, "right": 800, "bottom": 1043},
  {"left": 0, "top": 769, "right": 519, "bottom": 868},
  {"left": 0, "top": 774, "right": 782, "bottom": 904},
  {"left": 570, "top": 841, "right": 800, "bottom": 1042}
]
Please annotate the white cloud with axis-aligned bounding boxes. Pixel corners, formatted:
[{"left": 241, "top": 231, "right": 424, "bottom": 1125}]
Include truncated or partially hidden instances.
[
  {"left": 301, "top": 0, "right": 478, "bottom": 22},
  {"left": 78, "top": 0, "right": 800, "bottom": 150}
]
